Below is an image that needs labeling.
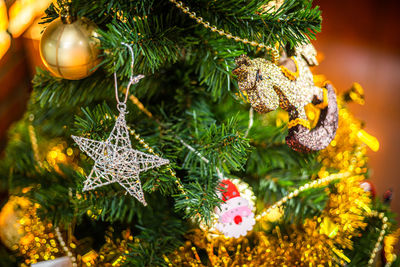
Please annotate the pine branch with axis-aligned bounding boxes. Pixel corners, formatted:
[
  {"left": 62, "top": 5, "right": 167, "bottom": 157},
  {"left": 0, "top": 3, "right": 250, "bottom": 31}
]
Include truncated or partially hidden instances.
[{"left": 32, "top": 69, "right": 114, "bottom": 108}]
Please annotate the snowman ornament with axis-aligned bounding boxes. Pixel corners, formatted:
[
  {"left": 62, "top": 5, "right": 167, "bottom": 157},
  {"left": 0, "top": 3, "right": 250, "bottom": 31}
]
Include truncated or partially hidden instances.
[{"left": 214, "top": 179, "right": 256, "bottom": 238}]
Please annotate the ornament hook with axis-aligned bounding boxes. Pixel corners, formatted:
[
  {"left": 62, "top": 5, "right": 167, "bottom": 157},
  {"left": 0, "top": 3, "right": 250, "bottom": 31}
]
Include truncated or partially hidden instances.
[{"left": 114, "top": 42, "right": 145, "bottom": 109}]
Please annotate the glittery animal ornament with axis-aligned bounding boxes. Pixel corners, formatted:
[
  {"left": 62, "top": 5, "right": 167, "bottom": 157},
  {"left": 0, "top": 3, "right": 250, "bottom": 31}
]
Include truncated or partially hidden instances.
[
  {"left": 72, "top": 43, "right": 169, "bottom": 205},
  {"left": 214, "top": 179, "right": 256, "bottom": 238},
  {"left": 233, "top": 43, "right": 338, "bottom": 152}
]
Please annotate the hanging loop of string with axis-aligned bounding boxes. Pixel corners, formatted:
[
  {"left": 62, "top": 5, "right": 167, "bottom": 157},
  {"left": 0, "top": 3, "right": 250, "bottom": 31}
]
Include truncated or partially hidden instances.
[{"left": 114, "top": 42, "right": 145, "bottom": 112}]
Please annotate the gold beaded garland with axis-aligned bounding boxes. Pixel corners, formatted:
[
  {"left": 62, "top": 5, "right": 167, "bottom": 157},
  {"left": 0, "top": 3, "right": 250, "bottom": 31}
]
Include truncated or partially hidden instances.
[
  {"left": 128, "top": 126, "right": 189, "bottom": 199},
  {"left": 367, "top": 212, "right": 389, "bottom": 267},
  {"left": 168, "top": 0, "right": 279, "bottom": 63},
  {"left": 256, "top": 172, "right": 351, "bottom": 222},
  {"left": 55, "top": 227, "right": 77, "bottom": 267}
]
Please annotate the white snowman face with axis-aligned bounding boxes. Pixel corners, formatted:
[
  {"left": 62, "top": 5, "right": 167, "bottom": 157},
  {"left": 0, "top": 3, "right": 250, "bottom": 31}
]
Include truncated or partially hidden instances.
[{"left": 215, "top": 196, "right": 255, "bottom": 238}]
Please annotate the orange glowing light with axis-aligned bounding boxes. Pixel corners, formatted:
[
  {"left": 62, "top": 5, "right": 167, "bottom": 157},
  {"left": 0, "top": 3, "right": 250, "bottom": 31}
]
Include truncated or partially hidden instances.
[
  {"left": 0, "top": 0, "right": 7, "bottom": 31},
  {"left": 23, "top": 17, "right": 46, "bottom": 41},
  {"left": 20, "top": 233, "right": 35, "bottom": 246},
  {"left": 0, "top": 0, "right": 10, "bottom": 60},
  {"left": 8, "top": 0, "right": 52, "bottom": 37},
  {"left": 0, "top": 31, "right": 10, "bottom": 59},
  {"left": 82, "top": 250, "right": 98, "bottom": 263},
  {"left": 357, "top": 129, "right": 380, "bottom": 152},
  {"left": 8, "top": 1, "right": 35, "bottom": 37}
]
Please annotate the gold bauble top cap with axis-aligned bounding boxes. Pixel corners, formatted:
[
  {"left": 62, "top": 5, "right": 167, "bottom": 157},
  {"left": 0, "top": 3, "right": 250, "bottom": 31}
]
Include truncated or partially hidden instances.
[
  {"left": 57, "top": 1, "right": 77, "bottom": 24},
  {"left": 60, "top": 2, "right": 77, "bottom": 24}
]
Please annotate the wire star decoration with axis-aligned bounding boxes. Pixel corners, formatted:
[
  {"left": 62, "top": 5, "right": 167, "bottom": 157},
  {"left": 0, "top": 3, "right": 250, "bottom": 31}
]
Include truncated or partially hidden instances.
[{"left": 72, "top": 111, "right": 169, "bottom": 206}]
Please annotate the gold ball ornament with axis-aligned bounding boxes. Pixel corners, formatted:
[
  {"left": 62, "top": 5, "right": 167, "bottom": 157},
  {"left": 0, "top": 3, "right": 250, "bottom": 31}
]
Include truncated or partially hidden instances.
[{"left": 39, "top": 17, "right": 101, "bottom": 80}]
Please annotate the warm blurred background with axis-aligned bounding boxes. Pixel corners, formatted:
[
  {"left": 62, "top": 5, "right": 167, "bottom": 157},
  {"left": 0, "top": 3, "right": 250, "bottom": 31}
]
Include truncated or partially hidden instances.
[
  {"left": 314, "top": 0, "right": 400, "bottom": 219},
  {"left": 0, "top": 0, "right": 399, "bottom": 218},
  {"left": 0, "top": 0, "right": 51, "bottom": 151}
]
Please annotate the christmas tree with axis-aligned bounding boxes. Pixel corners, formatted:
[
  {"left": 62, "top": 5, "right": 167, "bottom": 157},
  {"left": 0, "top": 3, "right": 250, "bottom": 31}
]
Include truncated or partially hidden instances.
[{"left": 0, "top": 0, "right": 399, "bottom": 266}]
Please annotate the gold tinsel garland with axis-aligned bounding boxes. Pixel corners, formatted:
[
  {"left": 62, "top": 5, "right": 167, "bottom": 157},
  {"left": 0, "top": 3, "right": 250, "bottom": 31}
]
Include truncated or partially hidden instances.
[
  {"left": 167, "top": 81, "right": 382, "bottom": 266},
  {"left": 166, "top": 176, "right": 370, "bottom": 266},
  {"left": 0, "top": 196, "right": 65, "bottom": 266},
  {"left": 0, "top": 194, "right": 134, "bottom": 266}
]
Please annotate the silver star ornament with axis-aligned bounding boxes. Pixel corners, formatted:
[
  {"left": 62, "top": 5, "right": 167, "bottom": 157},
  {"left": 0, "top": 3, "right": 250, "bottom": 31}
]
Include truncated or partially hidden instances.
[{"left": 72, "top": 111, "right": 169, "bottom": 206}]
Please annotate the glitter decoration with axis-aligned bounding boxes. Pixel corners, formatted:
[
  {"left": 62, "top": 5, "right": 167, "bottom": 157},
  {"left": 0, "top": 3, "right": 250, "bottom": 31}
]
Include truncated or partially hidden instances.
[
  {"left": 286, "top": 83, "right": 338, "bottom": 152},
  {"left": 233, "top": 43, "right": 339, "bottom": 152},
  {"left": 343, "top": 82, "right": 365, "bottom": 105},
  {"left": 383, "top": 228, "right": 400, "bottom": 265},
  {"left": 0, "top": 196, "right": 30, "bottom": 249},
  {"left": 0, "top": 196, "right": 65, "bottom": 265},
  {"left": 0, "top": 196, "right": 136, "bottom": 267},
  {"left": 72, "top": 42, "right": 169, "bottom": 205},
  {"left": 297, "top": 43, "right": 319, "bottom": 66},
  {"left": 96, "top": 227, "right": 134, "bottom": 265},
  {"left": 318, "top": 90, "right": 370, "bottom": 174}
]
